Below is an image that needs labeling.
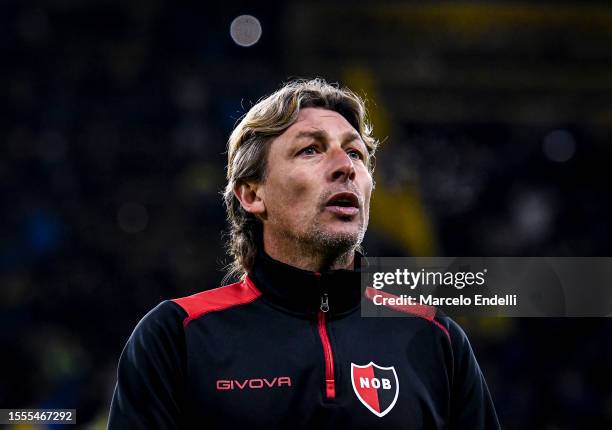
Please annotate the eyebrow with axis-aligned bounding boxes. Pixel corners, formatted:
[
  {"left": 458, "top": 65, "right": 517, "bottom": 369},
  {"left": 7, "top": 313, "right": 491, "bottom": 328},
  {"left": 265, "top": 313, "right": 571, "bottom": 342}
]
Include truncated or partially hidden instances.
[{"left": 294, "top": 129, "right": 362, "bottom": 144}]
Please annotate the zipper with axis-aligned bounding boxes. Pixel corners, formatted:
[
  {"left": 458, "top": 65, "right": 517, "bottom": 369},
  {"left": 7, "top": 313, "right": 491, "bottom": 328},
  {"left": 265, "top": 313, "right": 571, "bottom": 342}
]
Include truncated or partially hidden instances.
[{"left": 318, "top": 292, "right": 336, "bottom": 399}]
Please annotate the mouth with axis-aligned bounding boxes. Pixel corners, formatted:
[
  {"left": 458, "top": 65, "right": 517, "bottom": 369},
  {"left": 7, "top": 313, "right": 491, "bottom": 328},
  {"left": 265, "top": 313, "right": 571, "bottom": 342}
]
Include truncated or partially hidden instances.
[{"left": 325, "top": 192, "right": 360, "bottom": 217}]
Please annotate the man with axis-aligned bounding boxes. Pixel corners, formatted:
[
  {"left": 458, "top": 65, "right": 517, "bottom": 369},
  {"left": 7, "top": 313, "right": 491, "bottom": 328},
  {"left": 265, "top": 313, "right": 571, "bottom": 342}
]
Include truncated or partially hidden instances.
[{"left": 108, "top": 78, "right": 500, "bottom": 429}]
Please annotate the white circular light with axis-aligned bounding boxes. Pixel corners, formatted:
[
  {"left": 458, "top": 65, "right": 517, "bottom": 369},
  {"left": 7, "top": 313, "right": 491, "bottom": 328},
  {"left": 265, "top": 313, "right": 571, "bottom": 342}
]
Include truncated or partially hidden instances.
[{"left": 230, "top": 15, "right": 262, "bottom": 47}]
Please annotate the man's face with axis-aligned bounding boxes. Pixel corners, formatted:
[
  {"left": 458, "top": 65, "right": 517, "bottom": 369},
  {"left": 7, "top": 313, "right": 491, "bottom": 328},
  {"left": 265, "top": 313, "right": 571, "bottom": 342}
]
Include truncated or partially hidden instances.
[{"left": 257, "top": 107, "right": 373, "bottom": 253}]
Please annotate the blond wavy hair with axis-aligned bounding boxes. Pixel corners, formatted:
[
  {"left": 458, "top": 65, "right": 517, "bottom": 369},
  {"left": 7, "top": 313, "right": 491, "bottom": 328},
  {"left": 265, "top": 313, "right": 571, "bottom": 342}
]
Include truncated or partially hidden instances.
[{"left": 223, "top": 78, "right": 379, "bottom": 280}]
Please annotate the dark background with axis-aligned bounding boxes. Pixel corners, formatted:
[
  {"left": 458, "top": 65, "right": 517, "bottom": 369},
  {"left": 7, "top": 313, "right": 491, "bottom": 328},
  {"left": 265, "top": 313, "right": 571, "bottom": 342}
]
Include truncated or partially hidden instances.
[{"left": 1, "top": 1, "right": 611, "bottom": 428}]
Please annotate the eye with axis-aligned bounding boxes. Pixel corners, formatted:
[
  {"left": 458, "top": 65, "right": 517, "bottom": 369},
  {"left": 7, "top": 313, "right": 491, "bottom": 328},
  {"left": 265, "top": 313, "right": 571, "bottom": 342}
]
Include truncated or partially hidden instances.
[
  {"left": 298, "top": 145, "right": 319, "bottom": 156},
  {"left": 347, "top": 148, "right": 364, "bottom": 160}
]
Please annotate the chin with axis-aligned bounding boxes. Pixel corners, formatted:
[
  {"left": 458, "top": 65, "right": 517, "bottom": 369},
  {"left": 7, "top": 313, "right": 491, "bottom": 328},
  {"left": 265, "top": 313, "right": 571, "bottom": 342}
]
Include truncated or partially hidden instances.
[{"left": 315, "top": 226, "right": 364, "bottom": 250}]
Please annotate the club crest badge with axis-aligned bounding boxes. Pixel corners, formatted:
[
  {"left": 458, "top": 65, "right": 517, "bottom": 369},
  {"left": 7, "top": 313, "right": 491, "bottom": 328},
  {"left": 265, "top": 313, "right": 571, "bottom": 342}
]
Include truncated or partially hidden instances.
[{"left": 350, "top": 362, "right": 399, "bottom": 417}]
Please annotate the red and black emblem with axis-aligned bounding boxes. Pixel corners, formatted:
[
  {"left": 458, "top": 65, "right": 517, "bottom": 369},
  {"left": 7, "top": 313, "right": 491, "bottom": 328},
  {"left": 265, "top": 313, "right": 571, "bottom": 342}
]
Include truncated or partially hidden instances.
[{"left": 350, "top": 362, "right": 399, "bottom": 417}]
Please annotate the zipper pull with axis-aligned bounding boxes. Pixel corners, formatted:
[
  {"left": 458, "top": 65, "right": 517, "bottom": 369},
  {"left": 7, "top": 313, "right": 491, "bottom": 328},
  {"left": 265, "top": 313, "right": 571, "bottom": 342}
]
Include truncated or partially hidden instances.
[{"left": 320, "top": 293, "right": 329, "bottom": 313}]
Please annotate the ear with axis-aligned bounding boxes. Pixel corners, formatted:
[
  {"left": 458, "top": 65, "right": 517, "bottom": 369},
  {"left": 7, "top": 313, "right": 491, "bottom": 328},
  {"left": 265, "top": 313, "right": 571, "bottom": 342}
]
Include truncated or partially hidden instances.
[{"left": 234, "top": 181, "right": 266, "bottom": 218}]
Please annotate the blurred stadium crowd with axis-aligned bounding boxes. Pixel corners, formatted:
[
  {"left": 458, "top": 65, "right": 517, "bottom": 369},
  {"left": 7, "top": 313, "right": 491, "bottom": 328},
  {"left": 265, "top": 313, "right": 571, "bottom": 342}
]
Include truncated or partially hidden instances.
[{"left": 1, "top": 1, "right": 611, "bottom": 428}]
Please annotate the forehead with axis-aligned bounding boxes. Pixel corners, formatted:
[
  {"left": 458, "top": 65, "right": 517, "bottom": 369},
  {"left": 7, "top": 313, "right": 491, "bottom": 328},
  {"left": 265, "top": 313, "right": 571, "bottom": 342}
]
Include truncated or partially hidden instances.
[{"left": 283, "top": 107, "right": 357, "bottom": 138}]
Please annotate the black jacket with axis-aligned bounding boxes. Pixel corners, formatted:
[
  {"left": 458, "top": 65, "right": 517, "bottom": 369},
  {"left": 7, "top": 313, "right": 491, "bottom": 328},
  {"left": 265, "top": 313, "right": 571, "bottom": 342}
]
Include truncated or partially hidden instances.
[{"left": 108, "top": 252, "right": 500, "bottom": 429}]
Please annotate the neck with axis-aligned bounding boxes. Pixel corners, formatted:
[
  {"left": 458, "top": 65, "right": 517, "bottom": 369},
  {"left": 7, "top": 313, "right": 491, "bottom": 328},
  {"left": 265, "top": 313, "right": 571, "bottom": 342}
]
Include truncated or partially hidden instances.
[{"left": 263, "top": 231, "right": 356, "bottom": 272}]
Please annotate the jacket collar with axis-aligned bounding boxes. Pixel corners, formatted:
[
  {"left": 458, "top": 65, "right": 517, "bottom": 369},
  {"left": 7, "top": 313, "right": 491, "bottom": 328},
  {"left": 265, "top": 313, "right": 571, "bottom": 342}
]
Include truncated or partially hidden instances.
[{"left": 248, "top": 249, "right": 363, "bottom": 317}]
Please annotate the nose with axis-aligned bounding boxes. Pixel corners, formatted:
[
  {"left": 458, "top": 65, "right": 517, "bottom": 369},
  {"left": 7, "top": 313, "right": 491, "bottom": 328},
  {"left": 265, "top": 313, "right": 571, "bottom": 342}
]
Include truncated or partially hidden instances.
[{"left": 329, "top": 147, "right": 356, "bottom": 182}]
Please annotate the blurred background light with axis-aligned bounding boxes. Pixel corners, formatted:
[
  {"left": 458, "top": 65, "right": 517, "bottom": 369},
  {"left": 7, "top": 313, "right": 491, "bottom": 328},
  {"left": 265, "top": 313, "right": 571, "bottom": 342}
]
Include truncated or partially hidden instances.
[
  {"left": 543, "top": 129, "right": 577, "bottom": 163},
  {"left": 230, "top": 14, "right": 262, "bottom": 47},
  {"left": 512, "top": 191, "right": 555, "bottom": 242}
]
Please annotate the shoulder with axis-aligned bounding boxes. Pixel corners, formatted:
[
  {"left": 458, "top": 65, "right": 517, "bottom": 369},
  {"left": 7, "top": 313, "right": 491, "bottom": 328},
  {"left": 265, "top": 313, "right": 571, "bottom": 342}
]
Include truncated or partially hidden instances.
[
  {"left": 126, "top": 300, "right": 187, "bottom": 348},
  {"left": 433, "top": 314, "right": 474, "bottom": 350},
  {"left": 111, "top": 302, "right": 187, "bottom": 428},
  {"left": 171, "top": 277, "right": 262, "bottom": 327},
  {"left": 433, "top": 314, "right": 486, "bottom": 382}
]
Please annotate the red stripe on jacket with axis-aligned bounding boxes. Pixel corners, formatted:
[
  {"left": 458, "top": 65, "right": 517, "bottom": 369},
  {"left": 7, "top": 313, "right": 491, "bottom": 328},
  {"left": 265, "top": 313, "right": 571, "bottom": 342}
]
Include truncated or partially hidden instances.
[
  {"left": 364, "top": 287, "right": 450, "bottom": 339},
  {"left": 173, "top": 277, "right": 262, "bottom": 327}
]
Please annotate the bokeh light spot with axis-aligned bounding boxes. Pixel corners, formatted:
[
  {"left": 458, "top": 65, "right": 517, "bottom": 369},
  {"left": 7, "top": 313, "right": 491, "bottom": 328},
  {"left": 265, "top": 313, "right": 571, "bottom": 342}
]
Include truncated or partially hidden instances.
[
  {"left": 543, "top": 129, "right": 576, "bottom": 163},
  {"left": 230, "top": 15, "right": 262, "bottom": 47}
]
